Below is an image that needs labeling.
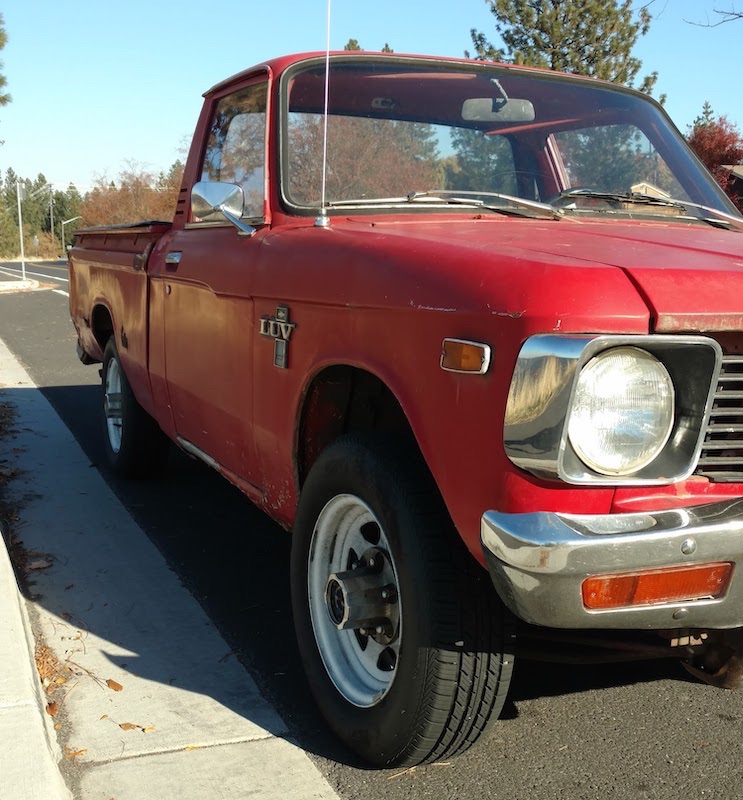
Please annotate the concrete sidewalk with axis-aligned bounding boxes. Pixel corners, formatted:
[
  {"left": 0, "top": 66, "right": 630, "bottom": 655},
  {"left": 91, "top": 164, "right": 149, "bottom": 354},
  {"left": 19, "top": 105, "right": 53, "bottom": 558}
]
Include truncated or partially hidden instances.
[
  {"left": 0, "top": 337, "right": 338, "bottom": 800},
  {"left": 0, "top": 275, "right": 39, "bottom": 292}
]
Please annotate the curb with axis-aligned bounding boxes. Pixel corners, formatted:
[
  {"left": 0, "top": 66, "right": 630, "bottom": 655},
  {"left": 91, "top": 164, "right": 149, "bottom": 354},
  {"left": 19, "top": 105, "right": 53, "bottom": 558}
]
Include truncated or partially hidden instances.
[
  {"left": 0, "top": 520, "right": 71, "bottom": 800},
  {"left": 0, "top": 279, "right": 40, "bottom": 293},
  {"left": 0, "top": 334, "right": 339, "bottom": 799}
]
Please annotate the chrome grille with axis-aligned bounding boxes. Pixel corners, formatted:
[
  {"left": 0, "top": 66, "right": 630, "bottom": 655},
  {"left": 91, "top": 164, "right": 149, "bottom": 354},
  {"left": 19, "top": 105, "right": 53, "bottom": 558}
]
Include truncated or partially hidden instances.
[{"left": 696, "top": 354, "right": 743, "bottom": 482}]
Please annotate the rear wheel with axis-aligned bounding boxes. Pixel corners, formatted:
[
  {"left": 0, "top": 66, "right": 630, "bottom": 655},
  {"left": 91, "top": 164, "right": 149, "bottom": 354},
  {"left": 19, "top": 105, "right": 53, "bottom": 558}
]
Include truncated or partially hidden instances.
[
  {"left": 102, "top": 337, "right": 168, "bottom": 478},
  {"left": 290, "top": 434, "right": 515, "bottom": 767}
]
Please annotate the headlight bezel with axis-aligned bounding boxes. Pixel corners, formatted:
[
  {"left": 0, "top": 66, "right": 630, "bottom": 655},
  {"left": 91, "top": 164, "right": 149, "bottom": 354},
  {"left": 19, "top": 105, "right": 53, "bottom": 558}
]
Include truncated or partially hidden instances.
[{"left": 503, "top": 334, "right": 722, "bottom": 485}]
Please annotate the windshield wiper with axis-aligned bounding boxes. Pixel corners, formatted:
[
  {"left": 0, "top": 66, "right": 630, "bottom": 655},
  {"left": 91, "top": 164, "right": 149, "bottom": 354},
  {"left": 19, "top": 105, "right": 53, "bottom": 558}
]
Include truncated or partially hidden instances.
[
  {"left": 407, "top": 190, "right": 563, "bottom": 220},
  {"left": 551, "top": 189, "right": 743, "bottom": 230},
  {"left": 326, "top": 190, "right": 563, "bottom": 220},
  {"left": 552, "top": 189, "right": 687, "bottom": 210},
  {"left": 663, "top": 197, "right": 743, "bottom": 230}
]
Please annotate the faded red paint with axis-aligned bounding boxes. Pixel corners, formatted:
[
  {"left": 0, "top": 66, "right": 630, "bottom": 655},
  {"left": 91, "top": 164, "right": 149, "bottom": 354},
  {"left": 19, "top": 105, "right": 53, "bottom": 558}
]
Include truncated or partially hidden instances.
[{"left": 68, "top": 52, "right": 743, "bottom": 565}]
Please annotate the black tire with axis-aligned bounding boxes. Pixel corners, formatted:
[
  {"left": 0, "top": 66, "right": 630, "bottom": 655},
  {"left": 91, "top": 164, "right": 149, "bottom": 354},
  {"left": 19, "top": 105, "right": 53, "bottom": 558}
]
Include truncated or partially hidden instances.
[
  {"left": 101, "top": 337, "right": 168, "bottom": 478},
  {"left": 290, "top": 434, "right": 515, "bottom": 767}
]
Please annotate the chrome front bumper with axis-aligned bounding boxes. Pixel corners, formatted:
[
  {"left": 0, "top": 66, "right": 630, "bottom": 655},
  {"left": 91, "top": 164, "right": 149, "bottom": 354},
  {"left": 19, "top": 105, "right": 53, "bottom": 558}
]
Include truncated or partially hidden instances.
[{"left": 481, "top": 498, "right": 743, "bottom": 630}]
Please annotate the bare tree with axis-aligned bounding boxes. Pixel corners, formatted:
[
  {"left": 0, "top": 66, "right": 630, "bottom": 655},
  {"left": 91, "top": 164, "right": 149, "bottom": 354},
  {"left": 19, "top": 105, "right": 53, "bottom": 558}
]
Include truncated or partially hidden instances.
[{"left": 688, "top": 4, "right": 743, "bottom": 26}]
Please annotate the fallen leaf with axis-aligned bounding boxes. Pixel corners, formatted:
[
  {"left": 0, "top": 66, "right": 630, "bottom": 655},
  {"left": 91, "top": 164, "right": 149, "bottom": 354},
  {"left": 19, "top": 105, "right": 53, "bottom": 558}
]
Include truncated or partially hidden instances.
[
  {"left": 100, "top": 714, "right": 109, "bottom": 721},
  {"left": 184, "top": 744, "right": 201, "bottom": 751},
  {"left": 45, "top": 702, "right": 58, "bottom": 717},
  {"left": 143, "top": 726, "right": 156, "bottom": 733},
  {"left": 119, "top": 722, "right": 140, "bottom": 731},
  {"left": 28, "top": 559, "right": 53, "bottom": 570},
  {"left": 54, "top": 723, "right": 62, "bottom": 731},
  {"left": 54, "top": 677, "right": 67, "bottom": 685},
  {"left": 64, "top": 748, "right": 87, "bottom": 760},
  {"left": 106, "top": 679, "right": 123, "bottom": 692}
]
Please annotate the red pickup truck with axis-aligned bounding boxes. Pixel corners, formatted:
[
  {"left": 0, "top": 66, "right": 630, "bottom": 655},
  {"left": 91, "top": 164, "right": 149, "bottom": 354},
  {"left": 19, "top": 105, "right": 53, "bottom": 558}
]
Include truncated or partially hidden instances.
[{"left": 69, "top": 51, "right": 743, "bottom": 767}]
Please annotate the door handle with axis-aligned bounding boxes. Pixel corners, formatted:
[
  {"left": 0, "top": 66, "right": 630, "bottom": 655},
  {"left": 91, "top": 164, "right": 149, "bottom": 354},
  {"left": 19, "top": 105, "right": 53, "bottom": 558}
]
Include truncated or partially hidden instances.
[{"left": 165, "top": 251, "right": 182, "bottom": 266}]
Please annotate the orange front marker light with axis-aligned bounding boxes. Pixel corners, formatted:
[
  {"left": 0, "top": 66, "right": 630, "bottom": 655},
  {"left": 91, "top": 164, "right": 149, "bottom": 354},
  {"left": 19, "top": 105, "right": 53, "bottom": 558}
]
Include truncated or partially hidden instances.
[
  {"left": 441, "top": 338, "right": 491, "bottom": 374},
  {"left": 582, "top": 563, "right": 734, "bottom": 611}
]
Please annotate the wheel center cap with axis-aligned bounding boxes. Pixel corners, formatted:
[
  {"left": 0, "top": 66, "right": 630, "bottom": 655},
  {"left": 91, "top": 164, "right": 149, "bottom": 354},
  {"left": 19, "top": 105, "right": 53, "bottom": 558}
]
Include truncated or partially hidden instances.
[{"left": 326, "top": 578, "right": 346, "bottom": 626}]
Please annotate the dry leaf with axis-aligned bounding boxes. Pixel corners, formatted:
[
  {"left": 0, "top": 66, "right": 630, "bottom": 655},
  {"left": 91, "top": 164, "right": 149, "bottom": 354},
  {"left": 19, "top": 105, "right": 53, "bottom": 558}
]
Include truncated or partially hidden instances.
[
  {"left": 119, "top": 722, "right": 140, "bottom": 731},
  {"left": 45, "top": 702, "right": 58, "bottom": 717},
  {"left": 106, "top": 679, "right": 123, "bottom": 692},
  {"left": 100, "top": 714, "right": 109, "bottom": 721},
  {"left": 54, "top": 723, "right": 62, "bottom": 731},
  {"left": 143, "top": 726, "right": 156, "bottom": 734},
  {"left": 28, "top": 559, "right": 52, "bottom": 570},
  {"left": 64, "top": 748, "right": 87, "bottom": 760},
  {"left": 54, "top": 677, "right": 67, "bottom": 685},
  {"left": 184, "top": 744, "right": 201, "bottom": 751}
]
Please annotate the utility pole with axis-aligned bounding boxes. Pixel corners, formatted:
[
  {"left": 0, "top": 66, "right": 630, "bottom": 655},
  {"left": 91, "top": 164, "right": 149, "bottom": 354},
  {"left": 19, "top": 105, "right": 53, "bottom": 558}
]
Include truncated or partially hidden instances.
[{"left": 16, "top": 181, "right": 26, "bottom": 281}]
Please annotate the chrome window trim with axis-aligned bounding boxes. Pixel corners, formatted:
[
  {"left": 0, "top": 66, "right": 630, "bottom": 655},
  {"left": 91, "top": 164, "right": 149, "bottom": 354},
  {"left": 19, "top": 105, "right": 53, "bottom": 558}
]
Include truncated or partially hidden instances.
[{"left": 503, "top": 334, "right": 722, "bottom": 485}]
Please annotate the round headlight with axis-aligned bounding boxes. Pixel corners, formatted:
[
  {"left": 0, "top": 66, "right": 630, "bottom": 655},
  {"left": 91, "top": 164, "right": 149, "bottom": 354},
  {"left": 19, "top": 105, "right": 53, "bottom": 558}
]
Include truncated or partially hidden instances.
[{"left": 568, "top": 347, "right": 675, "bottom": 476}]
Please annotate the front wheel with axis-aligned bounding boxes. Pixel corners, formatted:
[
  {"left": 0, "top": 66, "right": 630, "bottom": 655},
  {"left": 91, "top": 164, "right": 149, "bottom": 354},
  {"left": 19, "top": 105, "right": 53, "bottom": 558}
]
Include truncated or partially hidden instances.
[
  {"left": 290, "top": 435, "right": 515, "bottom": 767},
  {"left": 101, "top": 337, "right": 168, "bottom": 478}
]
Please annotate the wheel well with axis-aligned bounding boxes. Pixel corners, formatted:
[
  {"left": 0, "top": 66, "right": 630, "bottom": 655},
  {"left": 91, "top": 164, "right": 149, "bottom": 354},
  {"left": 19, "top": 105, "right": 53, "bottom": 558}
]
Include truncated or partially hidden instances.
[
  {"left": 91, "top": 305, "right": 114, "bottom": 351},
  {"left": 297, "top": 366, "right": 415, "bottom": 486}
]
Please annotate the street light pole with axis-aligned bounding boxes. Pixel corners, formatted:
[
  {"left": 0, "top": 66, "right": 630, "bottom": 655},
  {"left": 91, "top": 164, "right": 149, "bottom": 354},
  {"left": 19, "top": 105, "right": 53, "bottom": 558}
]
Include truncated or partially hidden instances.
[
  {"left": 16, "top": 182, "right": 26, "bottom": 281},
  {"left": 49, "top": 188, "right": 55, "bottom": 254},
  {"left": 60, "top": 216, "right": 82, "bottom": 258}
]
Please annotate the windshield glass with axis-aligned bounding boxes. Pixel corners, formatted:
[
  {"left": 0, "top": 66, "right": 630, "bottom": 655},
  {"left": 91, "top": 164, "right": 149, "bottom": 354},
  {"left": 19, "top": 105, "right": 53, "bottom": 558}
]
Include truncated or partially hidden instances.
[{"left": 281, "top": 57, "right": 740, "bottom": 220}]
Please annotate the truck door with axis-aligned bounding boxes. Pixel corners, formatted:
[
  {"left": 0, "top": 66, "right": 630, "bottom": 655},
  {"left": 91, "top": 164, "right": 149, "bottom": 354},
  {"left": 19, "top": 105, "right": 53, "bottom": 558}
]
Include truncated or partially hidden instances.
[{"left": 149, "top": 79, "right": 269, "bottom": 491}]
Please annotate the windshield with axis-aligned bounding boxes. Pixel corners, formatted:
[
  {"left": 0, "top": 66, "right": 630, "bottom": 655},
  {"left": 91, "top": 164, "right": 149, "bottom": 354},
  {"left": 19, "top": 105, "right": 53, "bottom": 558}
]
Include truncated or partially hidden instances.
[{"left": 281, "top": 57, "right": 740, "bottom": 221}]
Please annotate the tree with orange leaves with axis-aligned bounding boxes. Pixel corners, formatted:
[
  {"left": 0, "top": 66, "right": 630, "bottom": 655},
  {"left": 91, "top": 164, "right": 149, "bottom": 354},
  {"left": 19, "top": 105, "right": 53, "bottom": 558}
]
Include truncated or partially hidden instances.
[{"left": 686, "top": 103, "right": 743, "bottom": 211}]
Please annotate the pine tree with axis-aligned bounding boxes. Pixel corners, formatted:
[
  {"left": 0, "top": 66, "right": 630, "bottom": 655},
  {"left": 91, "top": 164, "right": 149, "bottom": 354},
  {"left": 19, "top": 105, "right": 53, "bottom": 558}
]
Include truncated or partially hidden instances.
[
  {"left": 468, "top": 0, "right": 657, "bottom": 93},
  {"left": 0, "top": 13, "right": 10, "bottom": 109},
  {"left": 693, "top": 101, "right": 716, "bottom": 128}
]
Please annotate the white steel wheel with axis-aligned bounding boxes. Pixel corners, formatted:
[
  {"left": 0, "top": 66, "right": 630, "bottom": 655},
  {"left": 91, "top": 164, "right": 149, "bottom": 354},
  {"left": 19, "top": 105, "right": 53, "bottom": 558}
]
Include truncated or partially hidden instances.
[
  {"left": 291, "top": 434, "right": 515, "bottom": 768},
  {"left": 104, "top": 354, "right": 124, "bottom": 454},
  {"left": 308, "top": 494, "right": 402, "bottom": 708},
  {"left": 101, "top": 337, "right": 169, "bottom": 478}
]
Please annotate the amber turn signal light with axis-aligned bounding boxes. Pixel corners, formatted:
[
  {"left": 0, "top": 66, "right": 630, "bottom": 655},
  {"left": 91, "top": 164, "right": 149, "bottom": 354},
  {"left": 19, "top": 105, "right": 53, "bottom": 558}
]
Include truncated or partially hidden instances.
[
  {"left": 441, "top": 338, "right": 491, "bottom": 374},
  {"left": 582, "top": 562, "right": 733, "bottom": 611}
]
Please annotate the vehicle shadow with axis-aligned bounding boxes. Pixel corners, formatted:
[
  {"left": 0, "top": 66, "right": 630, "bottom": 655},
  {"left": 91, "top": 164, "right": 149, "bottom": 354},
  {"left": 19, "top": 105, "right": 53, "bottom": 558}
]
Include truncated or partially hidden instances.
[{"left": 0, "top": 382, "right": 702, "bottom": 770}]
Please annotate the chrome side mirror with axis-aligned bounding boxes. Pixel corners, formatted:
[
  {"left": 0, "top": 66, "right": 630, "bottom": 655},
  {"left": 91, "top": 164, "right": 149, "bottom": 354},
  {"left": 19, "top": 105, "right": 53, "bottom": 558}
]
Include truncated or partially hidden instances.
[{"left": 191, "top": 181, "right": 256, "bottom": 236}]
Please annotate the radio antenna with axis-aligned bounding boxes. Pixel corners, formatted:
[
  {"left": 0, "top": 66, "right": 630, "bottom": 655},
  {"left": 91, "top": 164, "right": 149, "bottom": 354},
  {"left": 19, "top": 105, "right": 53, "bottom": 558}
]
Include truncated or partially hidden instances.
[{"left": 315, "top": 0, "right": 332, "bottom": 228}]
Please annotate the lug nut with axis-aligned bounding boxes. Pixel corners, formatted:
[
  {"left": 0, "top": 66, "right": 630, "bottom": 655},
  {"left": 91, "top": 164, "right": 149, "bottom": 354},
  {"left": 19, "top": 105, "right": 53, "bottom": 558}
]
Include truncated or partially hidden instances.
[
  {"left": 381, "top": 585, "right": 397, "bottom": 602},
  {"left": 376, "top": 625, "right": 384, "bottom": 635}
]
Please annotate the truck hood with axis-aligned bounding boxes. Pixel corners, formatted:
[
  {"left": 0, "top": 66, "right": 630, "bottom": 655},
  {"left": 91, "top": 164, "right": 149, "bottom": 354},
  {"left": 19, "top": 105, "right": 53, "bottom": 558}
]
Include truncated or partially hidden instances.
[
  {"left": 524, "top": 220, "right": 743, "bottom": 333},
  {"left": 358, "top": 217, "right": 743, "bottom": 333}
]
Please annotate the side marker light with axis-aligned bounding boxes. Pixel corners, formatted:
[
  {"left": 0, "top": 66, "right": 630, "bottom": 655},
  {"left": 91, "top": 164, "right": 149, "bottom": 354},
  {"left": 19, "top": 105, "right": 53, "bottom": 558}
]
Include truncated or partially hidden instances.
[
  {"left": 582, "top": 562, "right": 733, "bottom": 610},
  {"left": 441, "top": 338, "right": 491, "bottom": 374}
]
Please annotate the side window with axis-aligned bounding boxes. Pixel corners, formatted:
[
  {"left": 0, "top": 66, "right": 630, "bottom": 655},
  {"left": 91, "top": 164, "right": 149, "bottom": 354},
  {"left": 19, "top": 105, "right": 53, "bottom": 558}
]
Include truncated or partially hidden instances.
[{"left": 200, "top": 82, "right": 268, "bottom": 219}]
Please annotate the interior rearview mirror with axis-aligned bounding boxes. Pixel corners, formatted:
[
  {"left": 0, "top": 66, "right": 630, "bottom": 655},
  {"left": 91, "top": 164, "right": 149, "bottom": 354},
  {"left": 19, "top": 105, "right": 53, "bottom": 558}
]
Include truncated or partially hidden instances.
[{"left": 461, "top": 97, "right": 535, "bottom": 123}]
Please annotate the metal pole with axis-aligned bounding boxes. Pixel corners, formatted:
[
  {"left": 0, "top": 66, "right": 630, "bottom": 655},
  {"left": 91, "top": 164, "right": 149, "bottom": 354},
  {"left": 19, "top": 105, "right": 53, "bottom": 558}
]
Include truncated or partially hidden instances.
[
  {"left": 16, "top": 182, "right": 26, "bottom": 281},
  {"left": 60, "top": 216, "right": 82, "bottom": 258},
  {"left": 49, "top": 187, "right": 55, "bottom": 255}
]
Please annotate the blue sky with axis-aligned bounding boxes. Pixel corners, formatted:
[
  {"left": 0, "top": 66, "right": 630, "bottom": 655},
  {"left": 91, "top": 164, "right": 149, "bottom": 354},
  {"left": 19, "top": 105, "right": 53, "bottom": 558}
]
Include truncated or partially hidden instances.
[{"left": 1, "top": 1, "right": 741, "bottom": 191}]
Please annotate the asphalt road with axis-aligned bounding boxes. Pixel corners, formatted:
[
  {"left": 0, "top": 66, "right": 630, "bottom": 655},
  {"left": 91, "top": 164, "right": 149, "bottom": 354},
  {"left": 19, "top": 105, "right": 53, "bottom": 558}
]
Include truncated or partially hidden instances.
[{"left": 1, "top": 260, "right": 742, "bottom": 799}]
